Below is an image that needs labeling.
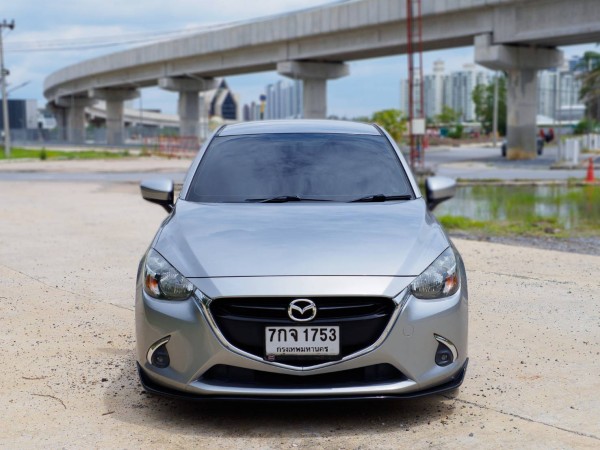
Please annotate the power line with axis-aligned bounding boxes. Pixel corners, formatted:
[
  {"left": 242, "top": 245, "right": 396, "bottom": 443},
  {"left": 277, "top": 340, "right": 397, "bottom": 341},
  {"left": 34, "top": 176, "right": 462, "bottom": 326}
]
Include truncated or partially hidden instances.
[
  {"left": 4, "top": 1, "right": 357, "bottom": 54},
  {"left": 4, "top": 25, "right": 224, "bottom": 53}
]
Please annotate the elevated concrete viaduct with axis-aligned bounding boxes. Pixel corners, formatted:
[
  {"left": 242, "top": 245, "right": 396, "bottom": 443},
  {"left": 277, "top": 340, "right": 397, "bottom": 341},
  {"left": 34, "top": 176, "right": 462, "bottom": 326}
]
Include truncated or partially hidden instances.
[{"left": 44, "top": 0, "right": 600, "bottom": 157}]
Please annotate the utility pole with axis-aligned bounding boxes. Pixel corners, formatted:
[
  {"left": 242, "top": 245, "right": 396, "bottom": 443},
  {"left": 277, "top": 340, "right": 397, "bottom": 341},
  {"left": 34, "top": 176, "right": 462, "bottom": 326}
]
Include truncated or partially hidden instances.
[
  {"left": 406, "top": 0, "right": 425, "bottom": 171},
  {"left": 555, "top": 71, "right": 562, "bottom": 162},
  {"left": 492, "top": 72, "right": 499, "bottom": 147},
  {"left": 1, "top": 19, "right": 15, "bottom": 158}
]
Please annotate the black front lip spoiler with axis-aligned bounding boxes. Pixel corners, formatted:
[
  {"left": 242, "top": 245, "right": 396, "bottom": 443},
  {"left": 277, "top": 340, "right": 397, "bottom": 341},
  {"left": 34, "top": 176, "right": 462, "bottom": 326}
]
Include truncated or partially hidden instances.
[{"left": 137, "top": 359, "right": 468, "bottom": 402}]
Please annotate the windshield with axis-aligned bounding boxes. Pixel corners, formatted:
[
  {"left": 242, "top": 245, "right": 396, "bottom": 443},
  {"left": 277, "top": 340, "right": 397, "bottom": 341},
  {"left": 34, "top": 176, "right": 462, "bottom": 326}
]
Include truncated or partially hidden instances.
[{"left": 186, "top": 133, "right": 413, "bottom": 203}]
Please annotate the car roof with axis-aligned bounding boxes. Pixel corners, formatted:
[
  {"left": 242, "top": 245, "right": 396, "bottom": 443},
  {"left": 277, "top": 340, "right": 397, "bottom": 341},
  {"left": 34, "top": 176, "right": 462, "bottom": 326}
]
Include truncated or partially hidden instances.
[{"left": 218, "top": 120, "right": 381, "bottom": 136}]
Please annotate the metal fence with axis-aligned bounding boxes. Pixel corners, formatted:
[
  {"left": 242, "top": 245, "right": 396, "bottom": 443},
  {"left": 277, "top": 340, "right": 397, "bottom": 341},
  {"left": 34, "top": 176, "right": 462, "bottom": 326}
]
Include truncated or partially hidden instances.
[{"left": 7, "top": 125, "right": 196, "bottom": 151}]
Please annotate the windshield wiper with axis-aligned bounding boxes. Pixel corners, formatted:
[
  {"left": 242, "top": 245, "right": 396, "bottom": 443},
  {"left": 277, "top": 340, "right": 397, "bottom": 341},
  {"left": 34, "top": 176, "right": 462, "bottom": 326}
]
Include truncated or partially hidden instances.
[
  {"left": 245, "top": 195, "right": 332, "bottom": 203},
  {"left": 349, "top": 194, "right": 413, "bottom": 203}
]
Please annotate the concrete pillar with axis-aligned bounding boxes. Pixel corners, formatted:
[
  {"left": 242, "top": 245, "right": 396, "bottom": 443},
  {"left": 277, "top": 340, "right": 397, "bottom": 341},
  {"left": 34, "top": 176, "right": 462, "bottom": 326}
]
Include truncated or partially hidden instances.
[
  {"left": 47, "top": 103, "right": 67, "bottom": 141},
  {"left": 475, "top": 34, "right": 563, "bottom": 160},
  {"left": 54, "top": 97, "right": 96, "bottom": 144},
  {"left": 505, "top": 68, "right": 539, "bottom": 160},
  {"left": 277, "top": 61, "right": 349, "bottom": 119},
  {"left": 159, "top": 77, "right": 217, "bottom": 139},
  {"left": 67, "top": 104, "right": 86, "bottom": 144},
  {"left": 89, "top": 88, "right": 139, "bottom": 146}
]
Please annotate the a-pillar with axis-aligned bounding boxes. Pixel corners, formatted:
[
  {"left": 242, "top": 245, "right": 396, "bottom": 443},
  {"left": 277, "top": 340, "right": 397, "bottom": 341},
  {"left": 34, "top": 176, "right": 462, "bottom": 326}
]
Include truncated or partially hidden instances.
[
  {"left": 475, "top": 34, "right": 563, "bottom": 160},
  {"left": 54, "top": 97, "right": 96, "bottom": 144},
  {"left": 89, "top": 88, "right": 139, "bottom": 146},
  {"left": 277, "top": 61, "right": 349, "bottom": 119},
  {"left": 159, "top": 77, "right": 217, "bottom": 139}
]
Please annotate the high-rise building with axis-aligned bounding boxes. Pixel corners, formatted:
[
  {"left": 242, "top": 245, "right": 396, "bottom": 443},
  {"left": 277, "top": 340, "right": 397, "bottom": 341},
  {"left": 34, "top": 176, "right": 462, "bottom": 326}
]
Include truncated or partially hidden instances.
[
  {"left": 423, "top": 60, "right": 445, "bottom": 119},
  {"left": 243, "top": 101, "right": 262, "bottom": 122},
  {"left": 537, "top": 64, "right": 583, "bottom": 119},
  {"left": 402, "top": 59, "right": 582, "bottom": 123},
  {"left": 401, "top": 62, "right": 488, "bottom": 122},
  {"left": 261, "top": 79, "right": 303, "bottom": 120}
]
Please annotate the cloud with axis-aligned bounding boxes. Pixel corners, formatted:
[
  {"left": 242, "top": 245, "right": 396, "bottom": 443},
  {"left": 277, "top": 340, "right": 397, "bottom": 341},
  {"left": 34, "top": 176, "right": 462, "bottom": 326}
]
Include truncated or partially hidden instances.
[{"left": 4, "top": 0, "right": 331, "bottom": 30}]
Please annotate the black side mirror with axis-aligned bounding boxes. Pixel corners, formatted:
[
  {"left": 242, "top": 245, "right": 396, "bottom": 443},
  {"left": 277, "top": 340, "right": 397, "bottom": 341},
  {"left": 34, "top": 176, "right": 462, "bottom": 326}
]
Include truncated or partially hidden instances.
[
  {"left": 140, "top": 179, "right": 174, "bottom": 213},
  {"left": 425, "top": 176, "right": 456, "bottom": 211}
]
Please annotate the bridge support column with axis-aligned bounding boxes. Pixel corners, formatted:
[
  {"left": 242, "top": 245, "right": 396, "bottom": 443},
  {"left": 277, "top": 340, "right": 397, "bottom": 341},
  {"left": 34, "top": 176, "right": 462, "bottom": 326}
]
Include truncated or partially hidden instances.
[
  {"left": 278, "top": 61, "right": 349, "bottom": 119},
  {"left": 47, "top": 103, "right": 67, "bottom": 141},
  {"left": 53, "top": 97, "right": 96, "bottom": 144},
  {"left": 89, "top": 89, "right": 139, "bottom": 146},
  {"left": 159, "top": 77, "right": 217, "bottom": 139},
  {"left": 475, "top": 34, "right": 563, "bottom": 160}
]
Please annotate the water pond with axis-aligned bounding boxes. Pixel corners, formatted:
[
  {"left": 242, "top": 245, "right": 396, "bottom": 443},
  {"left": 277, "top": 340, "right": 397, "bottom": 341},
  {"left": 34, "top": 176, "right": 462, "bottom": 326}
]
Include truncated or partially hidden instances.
[{"left": 435, "top": 184, "right": 600, "bottom": 231}]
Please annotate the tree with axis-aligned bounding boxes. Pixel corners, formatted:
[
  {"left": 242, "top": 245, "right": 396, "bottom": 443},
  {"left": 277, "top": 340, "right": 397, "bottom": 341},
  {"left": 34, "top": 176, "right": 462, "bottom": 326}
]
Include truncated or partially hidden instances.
[
  {"left": 472, "top": 75, "right": 507, "bottom": 136},
  {"left": 434, "top": 106, "right": 461, "bottom": 126},
  {"left": 578, "top": 51, "right": 600, "bottom": 122},
  {"left": 370, "top": 109, "right": 406, "bottom": 142}
]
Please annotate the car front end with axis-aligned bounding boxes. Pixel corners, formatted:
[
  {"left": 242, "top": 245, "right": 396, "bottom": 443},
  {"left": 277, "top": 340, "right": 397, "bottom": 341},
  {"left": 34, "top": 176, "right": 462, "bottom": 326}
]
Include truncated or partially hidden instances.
[{"left": 135, "top": 120, "right": 468, "bottom": 400}]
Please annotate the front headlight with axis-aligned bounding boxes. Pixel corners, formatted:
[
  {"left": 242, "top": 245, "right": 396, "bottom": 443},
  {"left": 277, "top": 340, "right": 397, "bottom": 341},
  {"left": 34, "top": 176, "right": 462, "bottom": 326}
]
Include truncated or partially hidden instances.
[
  {"left": 143, "top": 249, "right": 194, "bottom": 300},
  {"left": 410, "top": 247, "right": 459, "bottom": 299}
]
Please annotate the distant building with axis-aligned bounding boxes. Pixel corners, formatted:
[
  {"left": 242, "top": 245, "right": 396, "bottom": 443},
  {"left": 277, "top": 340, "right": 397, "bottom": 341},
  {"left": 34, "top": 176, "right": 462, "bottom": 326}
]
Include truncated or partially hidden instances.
[
  {"left": 37, "top": 108, "right": 57, "bottom": 130},
  {"left": 244, "top": 79, "right": 302, "bottom": 121},
  {"left": 0, "top": 99, "right": 38, "bottom": 131},
  {"left": 199, "top": 79, "right": 241, "bottom": 138},
  {"left": 568, "top": 55, "right": 585, "bottom": 73},
  {"left": 537, "top": 63, "right": 583, "bottom": 119},
  {"left": 206, "top": 79, "right": 240, "bottom": 120},
  {"left": 423, "top": 60, "right": 445, "bottom": 118},
  {"left": 401, "top": 61, "right": 489, "bottom": 122},
  {"left": 243, "top": 101, "right": 263, "bottom": 121},
  {"left": 403, "top": 59, "right": 584, "bottom": 123}
]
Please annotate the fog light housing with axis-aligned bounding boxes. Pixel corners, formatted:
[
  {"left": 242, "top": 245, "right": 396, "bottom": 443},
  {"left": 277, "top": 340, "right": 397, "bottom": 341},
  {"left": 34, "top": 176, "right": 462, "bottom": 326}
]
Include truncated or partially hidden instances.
[
  {"left": 434, "top": 334, "right": 457, "bottom": 367},
  {"left": 147, "top": 336, "right": 171, "bottom": 369}
]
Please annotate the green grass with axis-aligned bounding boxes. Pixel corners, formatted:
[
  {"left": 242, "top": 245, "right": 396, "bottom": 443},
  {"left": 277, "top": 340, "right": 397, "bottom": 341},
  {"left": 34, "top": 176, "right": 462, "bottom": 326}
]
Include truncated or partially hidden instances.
[
  {"left": 436, "top": 183, "right": 600, "bottom": 237},
  {"left": 438, "top": 215, "right": 571, "bottom": 238},
  {"left": 438, "top": 215, "right": 486, "bottom": 230},
  {"left": 0, "top": 147, "right": 131, "bottom": 160}
]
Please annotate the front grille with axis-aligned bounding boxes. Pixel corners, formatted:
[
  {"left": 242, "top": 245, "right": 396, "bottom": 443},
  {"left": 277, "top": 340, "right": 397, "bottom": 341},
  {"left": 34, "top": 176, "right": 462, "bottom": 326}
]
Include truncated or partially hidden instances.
[
  {"left": 209, "top": 297, "right": 396, "bottom": 367},
  {"left": 201, "top": 364, "right": 405, "bottom": 389}
]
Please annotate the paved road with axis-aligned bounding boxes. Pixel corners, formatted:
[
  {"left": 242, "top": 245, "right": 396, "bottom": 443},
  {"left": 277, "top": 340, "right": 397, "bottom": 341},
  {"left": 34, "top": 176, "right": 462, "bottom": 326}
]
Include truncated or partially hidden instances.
[
  {"left": 0, "top": 157, "right": 190, "bottom": 183},
  {"left": 1, "top": 145, "right": 595, "bottom": 184},
  {"left": 424, "top": 145, "right": 592, "bottom": 181},
  {"left": 0, "top": 179, "right": 598, "bottom": 448}
]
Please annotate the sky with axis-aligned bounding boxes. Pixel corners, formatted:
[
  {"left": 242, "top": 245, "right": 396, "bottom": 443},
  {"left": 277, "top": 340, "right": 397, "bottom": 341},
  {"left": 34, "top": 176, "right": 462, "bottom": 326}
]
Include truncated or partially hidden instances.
[{"left": 1, "top": 0, "right": 597, "bottom": 119}]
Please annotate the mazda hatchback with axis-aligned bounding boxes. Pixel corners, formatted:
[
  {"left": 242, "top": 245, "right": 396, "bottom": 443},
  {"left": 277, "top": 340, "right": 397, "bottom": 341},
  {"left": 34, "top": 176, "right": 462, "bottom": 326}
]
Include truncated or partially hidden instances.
[{"left": 136, "top": 120, "right": 468, "bottom": 400}]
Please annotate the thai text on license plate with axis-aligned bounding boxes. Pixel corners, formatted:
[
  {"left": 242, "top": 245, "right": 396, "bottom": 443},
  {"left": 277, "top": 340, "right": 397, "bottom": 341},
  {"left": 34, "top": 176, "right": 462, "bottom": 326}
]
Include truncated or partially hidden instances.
[{"left": 265, "top": 326, "right": 340, "bottom": 356}]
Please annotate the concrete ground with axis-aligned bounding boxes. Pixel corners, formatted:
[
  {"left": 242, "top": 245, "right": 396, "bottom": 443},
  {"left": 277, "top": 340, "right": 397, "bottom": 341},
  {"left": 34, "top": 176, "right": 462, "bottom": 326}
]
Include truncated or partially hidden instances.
[
  {"left": 426, "top": 144, "right": 596, "bottom": 181},
  {"left": 0, "top": 160, "right": 599, "bottom": 449}
]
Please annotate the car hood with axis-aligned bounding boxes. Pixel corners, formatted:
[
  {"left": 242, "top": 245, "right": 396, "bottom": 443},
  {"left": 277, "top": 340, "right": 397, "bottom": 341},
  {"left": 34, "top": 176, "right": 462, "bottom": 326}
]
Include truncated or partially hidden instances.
[{"left": 154, "top": 199, "right": 449, "bottom": 278}]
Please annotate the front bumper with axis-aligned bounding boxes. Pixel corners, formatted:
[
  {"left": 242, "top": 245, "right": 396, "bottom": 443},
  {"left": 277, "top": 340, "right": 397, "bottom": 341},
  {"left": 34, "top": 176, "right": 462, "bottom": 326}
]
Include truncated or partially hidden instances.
[
  {"left": 136, "top": 270, "right": 468, "bottom": 399},
  {"left": 137, "top": 359, "right": 468, "bottom": 401}
]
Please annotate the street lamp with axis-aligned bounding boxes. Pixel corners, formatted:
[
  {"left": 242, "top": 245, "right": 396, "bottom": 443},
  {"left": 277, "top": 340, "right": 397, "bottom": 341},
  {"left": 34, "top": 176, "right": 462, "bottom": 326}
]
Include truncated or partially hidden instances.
[{"left": 1, "top": 19, "right": 15, "bottom": 158}]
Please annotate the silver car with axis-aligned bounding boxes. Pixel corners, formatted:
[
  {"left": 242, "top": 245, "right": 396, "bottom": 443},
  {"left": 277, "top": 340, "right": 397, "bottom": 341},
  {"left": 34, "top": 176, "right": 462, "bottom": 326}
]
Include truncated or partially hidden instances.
[{"left": 136, "top": 120, "right": 468, "bottom": 400}]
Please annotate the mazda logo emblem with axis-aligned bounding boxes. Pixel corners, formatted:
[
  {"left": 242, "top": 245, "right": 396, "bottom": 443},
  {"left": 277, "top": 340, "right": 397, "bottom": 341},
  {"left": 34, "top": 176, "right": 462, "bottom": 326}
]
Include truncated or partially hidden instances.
[{"left": 288, "top": 299, "right": 317, "bottom": 322}]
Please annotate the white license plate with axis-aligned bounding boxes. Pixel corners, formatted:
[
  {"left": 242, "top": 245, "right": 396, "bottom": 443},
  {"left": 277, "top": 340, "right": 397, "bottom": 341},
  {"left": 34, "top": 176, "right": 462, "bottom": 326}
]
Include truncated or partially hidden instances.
[{"left": 265, "top": 326, "right": 340, "bottom": 356}]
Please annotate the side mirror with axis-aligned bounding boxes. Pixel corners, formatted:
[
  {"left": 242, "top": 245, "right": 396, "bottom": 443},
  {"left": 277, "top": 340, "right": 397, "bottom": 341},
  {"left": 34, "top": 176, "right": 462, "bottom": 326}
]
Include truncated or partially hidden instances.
[
  {"left": 140, "top": 179, "right": 174, "bottom": 213},
  {"left": 425, "top": 176, "right": 456, "bottom": 211}
]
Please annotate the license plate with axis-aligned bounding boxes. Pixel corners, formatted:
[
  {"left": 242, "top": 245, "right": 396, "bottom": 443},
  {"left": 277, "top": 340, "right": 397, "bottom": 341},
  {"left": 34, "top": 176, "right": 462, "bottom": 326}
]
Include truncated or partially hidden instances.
[{"left": 265, "top": 326, "right": 340, "bottom": 356}]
